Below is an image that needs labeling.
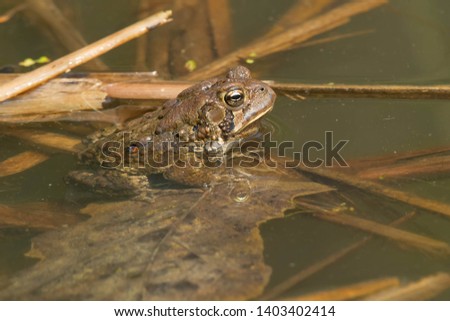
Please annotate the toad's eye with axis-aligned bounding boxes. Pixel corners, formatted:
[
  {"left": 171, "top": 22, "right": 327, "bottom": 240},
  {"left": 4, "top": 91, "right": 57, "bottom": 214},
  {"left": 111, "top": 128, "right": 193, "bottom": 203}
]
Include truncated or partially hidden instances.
[{"left": 224, "top": 89, "right": 245, "bottom": 108}]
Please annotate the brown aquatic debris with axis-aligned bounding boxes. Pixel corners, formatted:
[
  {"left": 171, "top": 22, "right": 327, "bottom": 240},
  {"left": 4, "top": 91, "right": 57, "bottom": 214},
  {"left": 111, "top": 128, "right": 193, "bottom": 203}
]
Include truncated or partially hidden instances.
[
  {"left": 348, "top": 145, "right": 450, "bottom": 170},
  {"left": 0, "top": 78, "right": 107, "bottom": 120},
  {"left": 3, "top": 129, "right": 82, "bottom": 153},
  {"left": 4, "top": 73, "right": 450, "bottom": 124},
  {"left": 356, "top": 155, "right": 450, "bottom": 180},
  {"left": 0, "top": 10, "right": 172, "bottom": 103},
  {"left": 105, "top": 81, "right": 450, "bottom": 101},
  {"left": 0, "top": 73, "right": 159, "bottom": 123},
  {"left": 274, "top": 82, "right": 450, "bottom": 100},
  {"left": 0, "top": 169, "right": 331, "bottom": 300},
  {"left": 287, "top": 277, "right": 400, "bottom": 301},
  {"left": 300, "top": 167, "right": 450, "bottom": 219},
  {"left": 0, "top": 151, "right": 49, "bottom": 178},
  {"left": 309, "top": 209, "right": 450, "bottom": 256},
  {"left": 364, "top": 272, "right": 450, "bottom": 300}
]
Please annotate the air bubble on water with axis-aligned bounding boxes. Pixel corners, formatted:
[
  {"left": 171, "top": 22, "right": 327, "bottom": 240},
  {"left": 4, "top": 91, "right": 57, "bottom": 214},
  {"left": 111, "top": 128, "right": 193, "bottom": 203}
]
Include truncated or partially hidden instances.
[{"left": 229, "top": 178, "right": 251, "bottom": 203}]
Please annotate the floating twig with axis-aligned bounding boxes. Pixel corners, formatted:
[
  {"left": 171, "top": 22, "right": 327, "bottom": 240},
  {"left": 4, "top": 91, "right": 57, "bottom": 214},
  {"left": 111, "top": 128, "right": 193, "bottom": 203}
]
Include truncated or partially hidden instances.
[
  {"left": 286, "top": 277, "right": 400, "bottom": 301},
  {"left": 0, "top": 10, "right": 172, "bottom": 103},
  {"left": 4, "top": 73, "right": 450, "bottom": 123},
  {"left": 77, "top": 79, "right": 450, "bottom": 102},
  {"left": 348, "top": 145, "right": 450, "bottom": 170},
  {"left": 365, "top": 272, "right": 450, "bottom": 300},
  {"left": 357, "top": 155, "right": 450, "bottom": 180},
  {"left": 300, "top": 167, "right": 450, "bottom": 218},
  {"left": 306, "top": 206, "right": 450, "bottom": 255},
  {"left": 102, "top": 81, "right": 450, "bottom": 101},
  {"left": 274, "top": 82, "right": 450, "bottom": 100}
]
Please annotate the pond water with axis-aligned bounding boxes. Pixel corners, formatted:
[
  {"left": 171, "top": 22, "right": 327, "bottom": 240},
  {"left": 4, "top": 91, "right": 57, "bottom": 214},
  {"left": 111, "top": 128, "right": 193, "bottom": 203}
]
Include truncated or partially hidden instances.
[{"left": 1, "top": 0, "right": 450, "bottom": 299}]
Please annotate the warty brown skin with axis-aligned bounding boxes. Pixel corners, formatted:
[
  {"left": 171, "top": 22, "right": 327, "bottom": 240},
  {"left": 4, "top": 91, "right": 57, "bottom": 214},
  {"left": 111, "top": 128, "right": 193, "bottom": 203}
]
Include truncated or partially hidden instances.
[{"left": 68, "top": 66, "right": 276, "bottom": 197}]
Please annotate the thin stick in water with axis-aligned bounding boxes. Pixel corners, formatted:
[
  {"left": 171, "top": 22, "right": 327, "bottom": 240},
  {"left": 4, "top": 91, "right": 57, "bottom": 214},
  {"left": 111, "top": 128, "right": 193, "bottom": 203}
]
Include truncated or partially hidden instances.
[
  {"left": 286, "top": 277, "right": 400, "bottom": 301},
  {"left": 300, "top": 167, "right": 450, "bottom": 218},
  {"left": 0, "top": 10, "right": 172, "bottom": 103},
  {"left": 0, "top": 151, "right": 49, "bottom": 178},
  {"left": 365, "top": 272, "right": 450, "bottom": 300}
]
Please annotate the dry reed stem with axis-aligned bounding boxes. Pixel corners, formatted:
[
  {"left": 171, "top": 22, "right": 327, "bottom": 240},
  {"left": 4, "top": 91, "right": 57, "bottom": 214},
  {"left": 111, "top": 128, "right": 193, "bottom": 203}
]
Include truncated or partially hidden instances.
[
  {"left": 365, "top": 272, "right": 450, "bottom": 300},
  {"left": 301, "top": 167, "right": 450, "bottom": 218},
  {"left": 312, "top": 211, "right": 450, "bottom": 255},
  {"left": 357, "top": 155, "right": 450, "bottom": 180},
  {"left": 0, "top": 10, "right": 172, "bottom": 103},
  {"left": 274, "top": 82, "right": 450, "bottom": 100},
  {"left": 287, "top": 277, "right": 400, "bottom": 301}
]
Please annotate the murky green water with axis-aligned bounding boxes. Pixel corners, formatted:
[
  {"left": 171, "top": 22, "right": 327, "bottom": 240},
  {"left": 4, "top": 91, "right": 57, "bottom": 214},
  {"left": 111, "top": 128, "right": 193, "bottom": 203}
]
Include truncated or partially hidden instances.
[{"left": 1, "top": 0, "right": 450, "bottom": 299}]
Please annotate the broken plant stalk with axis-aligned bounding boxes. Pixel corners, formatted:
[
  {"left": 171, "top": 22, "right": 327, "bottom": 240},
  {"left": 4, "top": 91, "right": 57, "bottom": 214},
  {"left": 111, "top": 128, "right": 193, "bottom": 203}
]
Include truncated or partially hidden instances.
[
  {"left": 364, "top": 272, "right": 450, "bottom": 300},
  {"left": 0, "top": 10, "right": 172, "bottom": 103},
  {"left": 286, "top": 277, "right": 400, "bottom": 301},
  {"left": 4, "top": 74, "right": 450, "bottom": 124},
  {"left": 357, "top": 154, "right": 450, "bottom": 180},
  {"left": 274, "top": 82, "right": 450, "bottom": 100},
  {"left": 300, "top": 167, "right": 450, "bottom": 219},
  {"left": 306, "top": 206, "right": 450, "bottom": 255},
  {"left": 105, "top": 81, "right": 450, "bottom": 100}
]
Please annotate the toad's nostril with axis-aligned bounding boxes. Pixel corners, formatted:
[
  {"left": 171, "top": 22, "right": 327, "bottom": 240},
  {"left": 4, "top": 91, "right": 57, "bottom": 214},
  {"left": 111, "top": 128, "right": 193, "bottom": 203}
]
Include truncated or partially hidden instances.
[{"left": 260, "top": 87, "right": 265, "bottom": 92}]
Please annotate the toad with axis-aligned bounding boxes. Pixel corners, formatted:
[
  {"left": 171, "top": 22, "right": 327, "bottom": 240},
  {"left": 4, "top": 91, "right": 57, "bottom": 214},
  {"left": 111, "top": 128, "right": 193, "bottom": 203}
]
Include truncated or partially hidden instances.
[{"left": 68, "top": 66, "right": 276, "bottom": 198}]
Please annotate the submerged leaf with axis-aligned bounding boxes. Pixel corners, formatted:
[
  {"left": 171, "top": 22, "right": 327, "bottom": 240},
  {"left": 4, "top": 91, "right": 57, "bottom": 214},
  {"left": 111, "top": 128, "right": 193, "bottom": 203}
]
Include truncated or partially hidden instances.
[{"left": 0, "top": 166, "right": 331, "bottom": 300}]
